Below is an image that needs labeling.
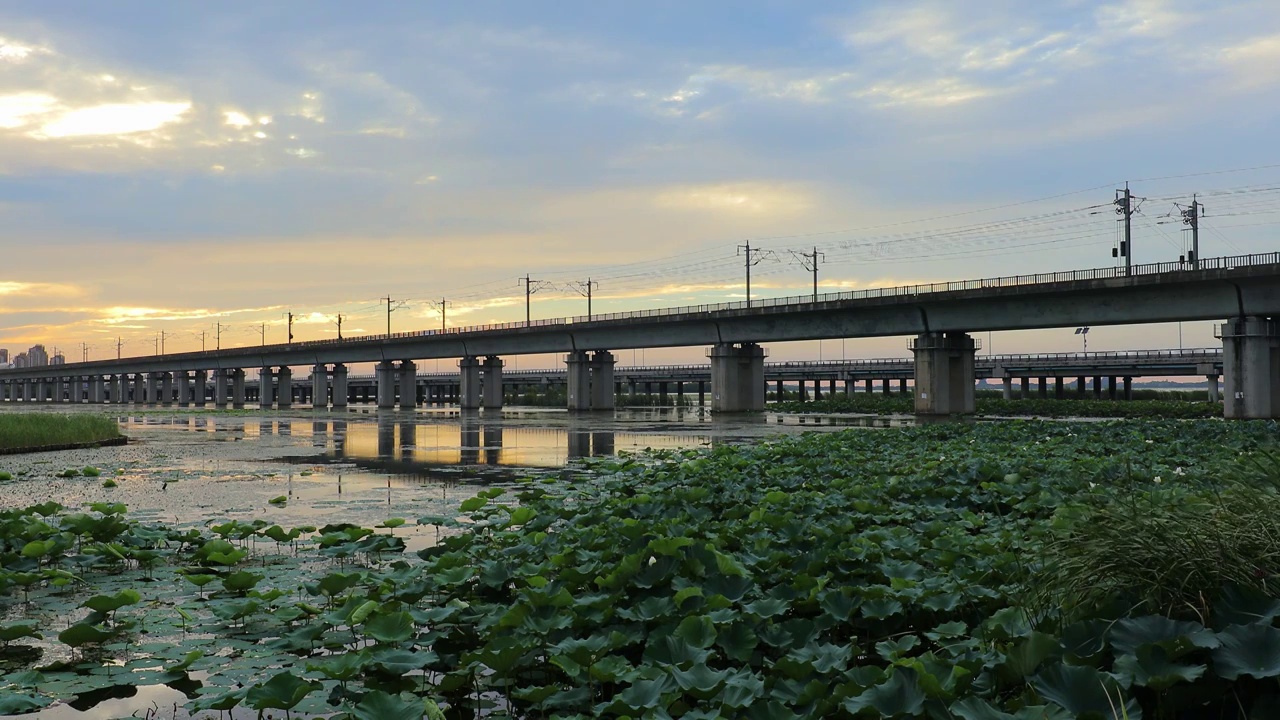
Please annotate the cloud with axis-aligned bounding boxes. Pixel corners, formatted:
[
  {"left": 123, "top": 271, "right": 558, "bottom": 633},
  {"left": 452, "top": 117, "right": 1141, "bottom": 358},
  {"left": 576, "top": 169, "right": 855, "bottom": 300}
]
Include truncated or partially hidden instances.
[{"left": 35, "top": 101, "right": 190, "bottom": 138}]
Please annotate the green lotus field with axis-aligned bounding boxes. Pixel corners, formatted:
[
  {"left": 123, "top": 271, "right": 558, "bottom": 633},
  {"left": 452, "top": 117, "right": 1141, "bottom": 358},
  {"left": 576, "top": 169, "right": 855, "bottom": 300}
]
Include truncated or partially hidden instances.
[{"left": 2, "top": 419, "right": 1280, "bottom": 718}]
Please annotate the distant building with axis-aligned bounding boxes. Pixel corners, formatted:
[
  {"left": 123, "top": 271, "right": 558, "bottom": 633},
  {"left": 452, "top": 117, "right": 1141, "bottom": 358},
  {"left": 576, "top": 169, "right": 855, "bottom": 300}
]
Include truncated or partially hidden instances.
[
  {"left": 26, "top": 344, "right": 48, "bottom": 366},
  {"left": 50, "top": 353, "right": 65, "bottom": 366},
  {"left": 0, "top": 349, "right": 7, "bottom": 364},
  {"left": 12, "top": 352, "right": 27, "bottom": 368}
]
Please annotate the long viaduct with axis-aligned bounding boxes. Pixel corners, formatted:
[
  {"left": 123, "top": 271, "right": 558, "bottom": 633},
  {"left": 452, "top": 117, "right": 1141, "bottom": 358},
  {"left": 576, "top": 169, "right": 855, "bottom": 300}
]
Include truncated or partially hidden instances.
[{"left": 3, "top": 252, "right": 1280, "bottom": 417}]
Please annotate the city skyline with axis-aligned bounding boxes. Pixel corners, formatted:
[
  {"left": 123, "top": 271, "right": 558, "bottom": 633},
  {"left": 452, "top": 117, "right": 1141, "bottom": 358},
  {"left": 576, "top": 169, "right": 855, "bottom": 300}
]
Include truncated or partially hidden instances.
[{"left": 0, "top": 2, "right": 1277, "bottom": 365}]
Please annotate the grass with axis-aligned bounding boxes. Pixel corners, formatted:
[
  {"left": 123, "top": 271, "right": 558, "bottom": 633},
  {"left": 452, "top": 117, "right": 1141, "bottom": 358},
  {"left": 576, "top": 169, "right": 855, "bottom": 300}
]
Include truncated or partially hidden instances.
[{"left": 0, "top": 414, "right": 122, "bottom": 451}]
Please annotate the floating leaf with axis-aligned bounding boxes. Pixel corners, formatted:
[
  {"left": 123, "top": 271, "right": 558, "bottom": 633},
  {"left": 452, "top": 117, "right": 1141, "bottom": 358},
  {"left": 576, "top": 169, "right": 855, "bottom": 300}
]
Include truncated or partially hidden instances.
[
  {"left": 1212, "top": 623, "right": 1280, "bottom": 680},
  {"left": 244, "top": 670, "right": 320, "bottom": 711}
]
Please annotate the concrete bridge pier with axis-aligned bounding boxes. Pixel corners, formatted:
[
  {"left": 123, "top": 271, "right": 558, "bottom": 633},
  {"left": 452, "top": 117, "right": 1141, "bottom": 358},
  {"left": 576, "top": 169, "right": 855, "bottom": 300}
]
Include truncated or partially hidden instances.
[
  {"left": 277, "top": 367, "right": 293, "bottom": 409},
  {"left": 214, "top": 369, "right": 229, "bottom": 407},
  {"left": 482, "top": 356, "right": 504, "bottom": 409},
  {"left": 1208, "top": 375, "right": 1220, "bottom": 402},
  {"left": 259, "top": 368, "right": 275, "bottom": 409},
  {"left": 456, "top": 356, "right": 481, "bottom": 409},
  {"left": 911, "top": 332, "right": 977, "bottom": 416},
  {"left": 194, "top": 371, "right": 207, "bottom": 407},
  {"left": 1055, "top": 377, "right": 1065, "bottom": 399},
  {"left": 398, "top": 361, "right": 416, "bottom": 410},
  {"left": 375, "top": 361, "right": 396, "bottom": 409},
  {"left": 312, "top": 364, "right": 329, "bottom": 409},
  {"left": 1219, "top": 317, "right": 1280, "bottom": 418},
  {"left": 1038, "top": 378, "right": 1048, "bottom": 398},
  {"left": 1020, "top": 377, "right": 1030, "bottom": 399},
  {"left": 158, "top": 372, "right": 172, "bottom": 406},
  {"left": 332, "top": 364, "right": 348, "bottom": 409},
  {"left": 230, "top": 369, "right": 246, "bottom": 408},
  {"left": 177, "top": 371, "right": 192, "bottom": 407},
  {"left": 1002, "top": 375, "right": 1012, "bottom": 400},
  {"left": 90, "top": 376, "right": 104, "bottom": 404},
  {"left": 144, "top": 373, "right": 158, "bottom": 405},
  {"left": 590, "top": 351, "right": 615, "bottom": 410},
  {"left": 566, "top": 351, "right": 591, "bottom": 411},
  {"left": 710, "top": 342, "right": 766, "bottom": 413}
]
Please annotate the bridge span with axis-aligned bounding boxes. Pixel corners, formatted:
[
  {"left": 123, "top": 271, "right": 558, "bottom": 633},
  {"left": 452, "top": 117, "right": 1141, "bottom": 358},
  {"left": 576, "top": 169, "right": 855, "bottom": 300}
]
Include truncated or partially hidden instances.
[{"left": 1, "top": 253, "right": 1277, "bottom": 417}]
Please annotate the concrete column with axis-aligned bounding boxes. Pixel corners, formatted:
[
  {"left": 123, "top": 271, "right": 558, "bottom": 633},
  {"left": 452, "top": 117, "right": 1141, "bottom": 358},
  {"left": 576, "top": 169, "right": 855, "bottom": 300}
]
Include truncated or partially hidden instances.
[
  {"left": 698, "top": 381, "right": 707, "bottom": 406},
  {"left": 590, "top": 351, "right": 615, "bottom": 410},
  {"left": 455, "top": 356, "right": 479, "bottom": 409},
  {"left": 566, "top": 351, "right": 590, "bottom": 411},
  {"left": 193, "top": 370, "right": 207, "bottom": 407},
  {"left": 1038, "top": 378, "right": 1048, "bottom": 398},
  {"left": 1207, "top": 375, "right": 1220, "bottom": 403},
  {"left": 231, "top": 369, "right": 246, "bottom": 408},
  {"left": 911, "top": 332, "right": 977, "bottom": 416},
  {"left": 1002, "top": 376, "right": 1012, "bottom": 400},
  {"left": 1123, "top": 376, "right": 1133, "bottom": 401},
  {"left": 881, "top": 378, "right": 890, "bottom": 395},
  {"left": 259, "top": 368, "right": 274, "bottom": 409},
  {"left": 863, "top": 378, "right": 873, "bottom": 394},
  {"left": 1019, "top": 377, "right": 1030, "bottom": 399},
  {"left": 311, "top": 364, "right": 329, "bottom": 408},
  {"left": 145, "top": 373, "right": 159, "bottom": 405},
  {"left": 1107, "top": 377, "right": 1118, "bottom": 401},
  {"left": 1055, "top": 377, "right": 1065, "bottom": 400},
  {"left": 1076, "top": 376, "right": 1086, "bottom": 398},
  {"left": 482, "top": 356, "right": 505, "bottom": 409},
  {"left": 709, "top": 342, "right": 766, "bottom": 413},
  {"left": 332, "top": 364, "right": 348, "bottom": 408},
  {"left": 90, "top": 376, "right": 104, "bottom": 404},
  {"left": 375, "top": 361, "right": 396, "bottom": 409},
  {"left": 659, "top": 382, "right": 670, "bottom": 405},
  {"left": 1220, "top": 317, "right": 1280, "bottom": 419},
  {"left": 277, "top": 366, "right": 292, "bottom": 409},
  {"left": 177, "top": 371, "right": 192, "bottom": 407},
  {"left": 1092, "top": 376, "right": 1103, "bottom": 400},
  {"left": 398, "top": 361, "right": 416, "bottom": 409},
  {"left": 213, "top": 369, "right": 228, "bottom": 407},
  {"left": 22, "top": 380, "right": 32, "bottom": 402}
]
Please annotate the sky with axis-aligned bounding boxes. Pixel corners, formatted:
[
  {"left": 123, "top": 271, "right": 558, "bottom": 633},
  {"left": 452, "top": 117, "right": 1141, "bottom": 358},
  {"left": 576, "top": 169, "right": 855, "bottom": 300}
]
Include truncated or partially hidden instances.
[{"left": 0, "top": 0, "right": 1278, "bottom": 368}]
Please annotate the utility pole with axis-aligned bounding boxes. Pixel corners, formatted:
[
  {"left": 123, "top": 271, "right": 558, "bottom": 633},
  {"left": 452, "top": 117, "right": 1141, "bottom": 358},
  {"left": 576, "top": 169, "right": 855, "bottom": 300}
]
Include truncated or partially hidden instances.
[
  {"left": 428, "top": 298, "right": 450, "bottom": 331},
  {"left": 737, "top": 242, "right": 776, "bottom": 307},
  {"left": 571, "top": 279, "right": 599, "bottom": 320},
  {"left": 1180, "top": 193, "right": 1202, "bottom": 270},
  {"left": 518, "top": 276, "right": 551, "bottom": 327},
  {"left": 199, "top": 331, "right": 206, "bottom": 352},
  {"left": 1114, "top": 183, "right": 1135, "bottom": 275},
  {"left": 214, "top": 322, "right": 223, "bottom": 350},
  {"left": 282, "top": 312, "right": 294, "bottom": 343},
  {"left": 80, "top": 343, "right": 88, "bottom": 362},
  {"left": 335, "top": 313, "right": 343, "bottom": 340},
  {"left": 256, "top": 323, "right": 266, "bottom": 347},
  {"left": 116, "top": 337, "right": 122, "bottom": 360},
  {"left": 381, "top": 297, "right": 405, "bottom": 336},
  {"left": 791, "top": 246, "right": 825, "bottom": 301}
]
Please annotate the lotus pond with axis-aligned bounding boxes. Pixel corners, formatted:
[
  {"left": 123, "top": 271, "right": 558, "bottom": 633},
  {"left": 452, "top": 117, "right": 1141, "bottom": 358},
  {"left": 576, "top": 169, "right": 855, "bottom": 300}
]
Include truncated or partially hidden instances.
[{"left": 3, "top": 413, "right": 1280, "bottom": 718}]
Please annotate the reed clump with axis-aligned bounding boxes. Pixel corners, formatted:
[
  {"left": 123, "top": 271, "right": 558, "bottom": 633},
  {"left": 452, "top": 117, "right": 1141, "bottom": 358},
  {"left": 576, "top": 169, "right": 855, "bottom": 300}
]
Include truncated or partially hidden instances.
[{"left": 0, "top": 414, "right": 122, "bottom": 451}]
